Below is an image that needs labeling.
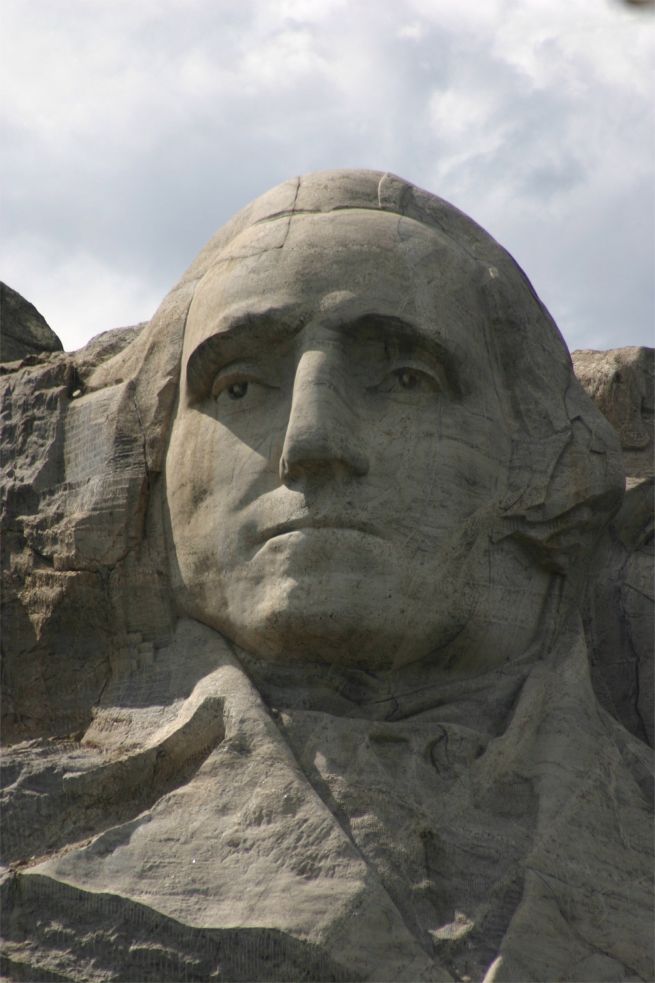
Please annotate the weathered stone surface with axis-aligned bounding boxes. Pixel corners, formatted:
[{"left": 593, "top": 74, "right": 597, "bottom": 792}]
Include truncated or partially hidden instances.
[
  {"left": 572, "top": 347, "right": 654, "bottom": 481},
  {"left": 1, "top": 171, "right": 652, "bottom": 983},
  {"left": 72, "top": 321, "right": 146, "bottom": 372},
  {"left": 571, "top": 347, "right": 654, "bottom": 748},
  {"left": 0, "top": 283, "right": 63, "bottom": 362}
]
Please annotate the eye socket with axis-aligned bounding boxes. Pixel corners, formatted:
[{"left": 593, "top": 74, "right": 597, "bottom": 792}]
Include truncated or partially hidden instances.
[
  {"left": 211, "top": 367, "right": 257, "bottom": 402},
  {"left": 370, "top": 363, "right": 442, "bottom": 397},
  {"left": 210, "top": 363, "right": 279, "bottom": 407}
]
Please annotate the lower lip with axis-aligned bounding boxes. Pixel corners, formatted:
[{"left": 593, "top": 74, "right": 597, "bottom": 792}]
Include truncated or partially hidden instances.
[{"left": 264, "top": 527, "right": 380, "bottom": 542}]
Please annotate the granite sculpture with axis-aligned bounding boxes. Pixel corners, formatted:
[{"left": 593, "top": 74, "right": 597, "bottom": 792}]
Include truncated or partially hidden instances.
[
  {"left": 1, "top": 170, "right": 653, "bottom": 983},
  {"left": 572, "top": 347, "right": 654, "bottom": 747}
]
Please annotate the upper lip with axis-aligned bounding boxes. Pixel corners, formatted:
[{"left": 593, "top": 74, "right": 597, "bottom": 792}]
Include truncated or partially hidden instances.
[{"left": 259, "top": 516, "right": 383, "bottom": 542}]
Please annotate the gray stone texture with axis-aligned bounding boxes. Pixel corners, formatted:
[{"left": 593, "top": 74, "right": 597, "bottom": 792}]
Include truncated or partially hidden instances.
[
  {"left": 1, "top": 171, "right": 652, "bottom": 983},
  {"left": 0, "top": 282, "right": 63, "bottom": 362},
  {"left": 572, "top": 347, "right": 654, "bottom": 747}
]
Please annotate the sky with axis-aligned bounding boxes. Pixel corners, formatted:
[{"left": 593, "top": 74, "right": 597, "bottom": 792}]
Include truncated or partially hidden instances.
[{"left": 1, "top": 0, "right": 653, "bottom": 354}]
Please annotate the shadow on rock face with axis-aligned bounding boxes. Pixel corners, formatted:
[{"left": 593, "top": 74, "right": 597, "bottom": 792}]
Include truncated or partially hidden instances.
[
  {"left": 0, "top": 283, "right": 63, "bottom": 363},
  {"left": 573, "top": 347, "right": 654, "bottom": 747}
]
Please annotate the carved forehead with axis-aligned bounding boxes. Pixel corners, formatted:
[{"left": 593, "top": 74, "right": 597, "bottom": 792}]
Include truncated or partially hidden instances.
[
  {"left": 219, "top": 206, "right": 461, "bottom": 257},
  {"left": 223, "top": 208, "right": 473, "bottom": 276},
  {"left": 184, "top": 209, "right": 485, "bottom": 358}
]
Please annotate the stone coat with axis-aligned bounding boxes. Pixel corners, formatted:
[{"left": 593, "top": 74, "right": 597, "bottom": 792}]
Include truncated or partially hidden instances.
[{"left": 3, "top": 616, "right": 651, "bottom": 982}]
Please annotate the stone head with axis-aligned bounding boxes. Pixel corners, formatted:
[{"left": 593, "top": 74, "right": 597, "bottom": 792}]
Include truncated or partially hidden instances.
[{"left": 155, "top": 171, "right": 623, "bottom": 671}]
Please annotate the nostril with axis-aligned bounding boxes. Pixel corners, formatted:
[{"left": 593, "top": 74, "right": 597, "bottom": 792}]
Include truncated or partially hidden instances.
[
  {"left": 279, "top": 456, "right": 368, "bottom": 485},
  {"left": 279, "top": 428, "right": 369, "bottom": 485}
]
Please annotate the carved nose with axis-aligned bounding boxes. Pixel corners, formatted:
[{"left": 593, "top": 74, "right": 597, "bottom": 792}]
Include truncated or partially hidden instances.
[{"left": 279, "top": 352, "right": 369, "bottom": 484}]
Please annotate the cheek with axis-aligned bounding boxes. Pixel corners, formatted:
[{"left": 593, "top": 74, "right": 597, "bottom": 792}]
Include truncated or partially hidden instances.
[
  {"left": 166, "top": 414, "right": 217, "bottom": 512},
  {"left": 166, "top": 409, "right": 281, "bottom": 527},
  {"left": 369, "top": 403, "right": 508, "bottom": 523}
]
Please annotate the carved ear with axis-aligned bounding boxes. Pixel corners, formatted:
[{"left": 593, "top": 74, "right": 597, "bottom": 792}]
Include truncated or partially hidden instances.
[
  {"left": 371, "top": 181, "right": 626, "bottom": 575},
  {"left": 498, "top": 421, "right": 623, "bottom": 574},
  {"left": 478, "top": 272, "right": 625, "bottom": 574}
]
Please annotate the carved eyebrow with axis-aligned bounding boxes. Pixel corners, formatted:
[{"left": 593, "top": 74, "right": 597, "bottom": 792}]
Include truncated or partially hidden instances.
[
  {"left": 186, "top": 307, "right": 304, "bottom": 399},
  {"left": 349, "top": 315, "right": 462, "bottom": 397},
  {"left": 186, "top": 308, "right": 461, "bottom": 399}
]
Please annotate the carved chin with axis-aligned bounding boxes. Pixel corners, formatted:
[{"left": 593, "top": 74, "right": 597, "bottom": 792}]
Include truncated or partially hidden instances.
[
  {"left": 221, "top": 600, "right": 466, "bottom": 670},
  {"left": 170, "top": 521, "right": 547, "bottom": 672},
  {"left": 201, "top": 556, "right": 478, "bottom": 670}
]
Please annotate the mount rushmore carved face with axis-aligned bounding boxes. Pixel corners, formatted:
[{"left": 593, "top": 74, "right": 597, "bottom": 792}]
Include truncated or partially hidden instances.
[{"left": 164, "top": 207, "right": 552, "bottom": 669}]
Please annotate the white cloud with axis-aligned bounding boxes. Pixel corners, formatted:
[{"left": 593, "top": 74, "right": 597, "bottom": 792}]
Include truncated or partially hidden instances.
[
  {"left": 398, "top": 23, "right": 425, "bottom": 41},
  {"left": 0, "top": 236, "right": 161, "bottom": 351},
  {"left": 1, "top": 0, "right": 653, "bottom": 351},
  {"left": 266, "top": 0, "right": 349, "bottom": 26},
  {"left": 238, "top": 27, "right": 329, "bottom": 92},
  {"left": 406, "top": 0, "right": 504, "bottom": 35}
]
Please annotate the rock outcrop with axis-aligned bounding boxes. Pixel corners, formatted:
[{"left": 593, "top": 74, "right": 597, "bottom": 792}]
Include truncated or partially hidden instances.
[
  {"left": 572, "top": 346, "right": 653, "bottom": 482},
  {"left": 0, "top": 283, "right": 63, "bottom": 363},
  {"left": 571, "top": 347, "right": 654, "bottom": 748}
]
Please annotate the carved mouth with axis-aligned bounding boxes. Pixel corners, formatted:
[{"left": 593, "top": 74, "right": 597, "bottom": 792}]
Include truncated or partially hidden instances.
[{"left": 261, "top": 517, "right": 383, "bottom": 542}]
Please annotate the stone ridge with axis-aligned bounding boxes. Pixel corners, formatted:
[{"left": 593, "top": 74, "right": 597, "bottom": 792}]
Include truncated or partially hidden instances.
[
  {"left": 0, "top": 283, "right": 63, "bottom": 363},
  {"left": 572, "top": 347, "right": 654, "bottom": 748}
]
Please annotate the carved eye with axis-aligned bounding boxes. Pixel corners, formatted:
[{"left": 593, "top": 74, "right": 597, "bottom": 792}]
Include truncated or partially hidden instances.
[
  {"left": 211, "top": 370, "right": 255, "bottom": 402},
  {"left": 211, "top": 367, "right": 278, "bottom": 408},
  {"left": 369, "top": 363, "right": 442, "bottom": 399},
  {"left": 227, "top": 381, "right": 249, "bottom": 400},
  {"left": 389, "top": 366, "right": 440, "bottom": 394},
  {"left": 395, "top": 368, "right": 421, "bottom": 390}
]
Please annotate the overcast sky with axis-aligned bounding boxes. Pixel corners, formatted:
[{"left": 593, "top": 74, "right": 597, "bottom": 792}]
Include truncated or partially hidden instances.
[{"left": 2, "top": 0, "right": 653, "bottom": 354}]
